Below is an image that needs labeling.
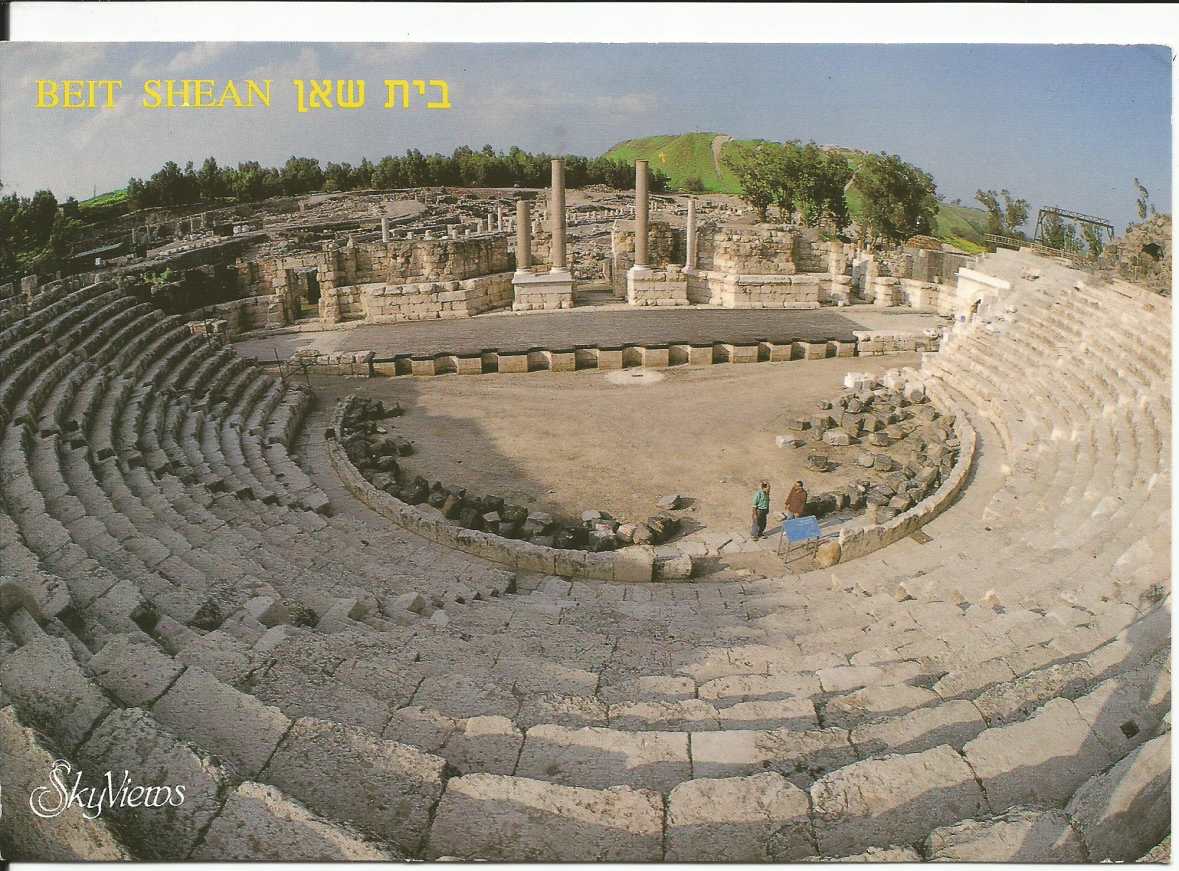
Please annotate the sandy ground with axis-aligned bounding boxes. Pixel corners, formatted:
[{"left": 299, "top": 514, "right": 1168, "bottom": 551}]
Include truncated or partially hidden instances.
[{"left": 310, "top": 352, "right": 922, "bottom": 537}]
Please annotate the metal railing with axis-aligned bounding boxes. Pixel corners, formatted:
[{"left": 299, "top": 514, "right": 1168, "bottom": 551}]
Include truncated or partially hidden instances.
[{"left": 982, "top": 235, "right": 1095, "bottom": 267}]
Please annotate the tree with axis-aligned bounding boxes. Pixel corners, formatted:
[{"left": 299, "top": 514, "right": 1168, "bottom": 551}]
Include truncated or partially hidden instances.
[
  {"left": 855, "top": 152, "right": 939, "bottom": 245},
  {"left": 722, "top": 141, "right": 779, "bottom": 221},
  {"left": 1081, "top": 223, "right": 1106, "bottom": 257},
  {"left": 1133, "top": 177, "right": 1155, "bottom": 221},
  {"left": 279, "top": 156, "right": 324, "bottom": 196},
  {"left": 976, "top": 188, "right": 1029, "bottom": 239},
  {"left": 197, "top": 157, "right": 227, "bottom": 201},
  {"left": 1039, "top": 212, "right": 1084, "bottom": 253}
]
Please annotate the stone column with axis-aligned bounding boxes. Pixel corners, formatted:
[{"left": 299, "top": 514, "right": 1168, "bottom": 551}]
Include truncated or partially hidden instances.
[
  {"left": 685, "top": 197, "right": 697, "bottom": 270},
  {"left": 634, "top": 160, "right": 649, "bottom": 267},
  {"left": 515, "top": 198, "right": 532, "bottom": 272},
  {"left": 550, "top": 158, "right": 567, "bottom": 271},
  {"left": 381, "top": 217, "right": 390, "bottom": 242}
]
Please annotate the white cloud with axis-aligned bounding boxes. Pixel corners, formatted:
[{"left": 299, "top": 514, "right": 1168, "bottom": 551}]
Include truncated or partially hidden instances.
[{"left": 166, "top": 42, "right": 233, "bottom": 73}]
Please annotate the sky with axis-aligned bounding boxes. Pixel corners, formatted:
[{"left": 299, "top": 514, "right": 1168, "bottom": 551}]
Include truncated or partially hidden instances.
[{"left": 0, "top": 42, "right": 1171, "bottom": 232}]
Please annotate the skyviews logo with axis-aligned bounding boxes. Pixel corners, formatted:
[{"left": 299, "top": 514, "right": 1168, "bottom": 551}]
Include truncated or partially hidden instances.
[{"left": 0, "top": 760, "right": 188, "bottom": 858}]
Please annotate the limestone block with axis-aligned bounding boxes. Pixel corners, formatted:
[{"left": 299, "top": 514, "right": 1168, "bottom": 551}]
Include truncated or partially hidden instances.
[
  {"left": 152, "top": 666, "right": 291, "bottom": 777},
  {"left": 263, "top": 717, "right": 446, "bottom": 854},
  {"left": 811, "top": 744, "right": 986, "bottom": 855},
  {"left": 413, "top": 669, "right": 520, "bottom": 719},
  {"left": 716, "top": 697, "right": 818, "bottom": 731},
  {"left": 613, "top": 545, "right": 654, "bottom": 582},
  {"left": 849, "top": 699, "right": 985, "bottom": 756},
  {"left": 410, "top": 357, "right": 436, "bottom": 376},
  {"left": 498, "top": 353, "right": 528, "bottom": 374},
  {"left": 793, "top": 340, "right": 827, "bottom": 360},
  {"left": 77, "top": 707, "right": 230, "bottom": 858},
  {"left": 932, "top": 658, "right": 1016, "bottom": 700},
  {"left": 698, "top": 673, "right": 822, "bottom": 705},
  {"left": 549, "top": 350, "right": 576, "bottom": 371},
  {"left": 691, "top": 727, "right": 855, "bottom": 786},
  {"left": 963, "top": 698, "right": 1115, "bottom": 812},
  {"left": 0, "top": 635, "right": 113, "bottom": 753},
  {"left": 439, "top": 715, "right": 523, "bottom": 775},
  {"left": 926, "top": 808, "right": 1085, "bottom": 862},
  {"left": 1066, "top": 733, "right": 1170, "bottom": 861},
  {"left": 1070, "top": 658, "right": 1170, "bottom": 757},
  {"left": 688, "top": 344, "right": 715, "bottom": 366},
  {"left": 666, "top": 773, "right": 813, "bottom": 861},
  {"left": 598, "top": 348, "right": 623, "bottom": 370},
  {"left": 0, "top": 706, "right": 132, "bottom": 860},
  {"left": 194, "top": 781, "right": 401, "bottom": 861},
  {"left": 426, "top": 774, "right": 663, "bottom": 861},
  {"left": 824, "top": 683, "right": 939, "bottom": 727},
  {"left": 816, "top": 665, "right": 883, "bottom": 693},
  {"left": 641, "top": 346, "right": 670, "bottom": 368},
  {"left": 88, "top": 633, "right": 184, "bottom": 707},
  {"left": 516, "top": 724, "right": 690, "bottom": 792}
]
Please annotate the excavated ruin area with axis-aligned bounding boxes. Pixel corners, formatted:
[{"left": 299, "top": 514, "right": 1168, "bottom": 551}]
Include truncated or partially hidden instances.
[{"left": 310, "top": 353, "right": 923, "bottom": 535}]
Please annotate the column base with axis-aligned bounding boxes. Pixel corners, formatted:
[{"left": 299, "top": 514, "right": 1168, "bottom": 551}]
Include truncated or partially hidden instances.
[{"left": 513, "top": 269, "right": 574, "bottom": 311}]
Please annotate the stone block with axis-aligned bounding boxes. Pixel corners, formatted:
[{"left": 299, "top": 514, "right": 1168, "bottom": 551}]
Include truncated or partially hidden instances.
[
  {"left": 598, "top": 348, "right": 623, "bottom": 370},
  {"left": 926, "top": 808, "right": 1084, "bottom": 862},
  {"left": 0, "top": 636, "right": 112, "bottom": 753},
  {"left": 194, "top": 781, "right": 400, "bottom": 861},
  {"left": 263, "top": 717, "right": 446, "bottom": 855},
  {"left": 811, "top": 744, "right": 986, "bottom": 856},
  {"left": 456, "top": 355, "right": 483, "bottom": 375},
  {"left": 78, "top": 707, "right": 230, "bottom": 859},
  {"left": 439, "top": 715, "right": 523, "bottom": 775},
  {"left": 641, "top": 346, "right": 669, "bottom": 368},
  {"left": 516, "top": 724, "right": 690, "bottom": 792},
  {"left": 0, "top": 706, "right": 131, "bottom": 860},
  {"left": 1066, "top": 733, "right": 1170, "bottom": 862},
  {"left": 849, "top": 699, "right": 985, "bottom": 756},
  {"left": 426, "top": 774, "right": 663, "bottom": 861},
  {"left": 688, "top": 344, "right": 714, "bottom": 366},
  {"left": 613, "top": 545, "right": 654, "bottom": 582},
  {"left": 88, "top": 633, "right": 184, "bottom": 707},
  {"left": 666, "top": 773, "right": 813, "bottom": 861},
  {"left": 963, "top": 698, "right": 1115, "bottom": 812},
  {"left": 152, "top": 666, "right": 291, "bottom": 777},
  {"left": 549, "top": 350, "right": 576, "bottom": 372},
  {"left": 410, "top": 357, "right": 436, "bottom": 376},
  {"left": 691, "top": 727, "right": 855, "bottom": 786},
  {"left": 793, "top": 340, "right": 827, "bottom": 360},
  {"left": 497, "top": 353, "right": 528, "bottom": 374}
]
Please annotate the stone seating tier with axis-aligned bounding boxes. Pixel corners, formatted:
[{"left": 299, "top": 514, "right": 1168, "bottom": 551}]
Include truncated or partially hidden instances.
[{"left": 0, "top": 256, "right": 1171, "bottom": 861}]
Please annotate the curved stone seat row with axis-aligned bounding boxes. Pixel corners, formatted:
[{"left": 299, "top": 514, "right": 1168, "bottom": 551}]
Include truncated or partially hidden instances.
[{"left": 0, "top": 256, "right": 1172, "bottom": 860}]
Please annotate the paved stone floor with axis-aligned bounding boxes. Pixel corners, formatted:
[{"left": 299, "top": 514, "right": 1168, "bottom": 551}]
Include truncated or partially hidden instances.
[{"left": 235, "top": 305, "right": 943, "bottom": 361}]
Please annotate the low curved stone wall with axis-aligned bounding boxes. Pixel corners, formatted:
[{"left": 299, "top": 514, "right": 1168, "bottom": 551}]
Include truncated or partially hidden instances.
[
  {"left": 327, "top": 400, "right": 656, "bottom": 582},
  {"left": 835, "top": 368, "right": 977, "bottom": 564}
]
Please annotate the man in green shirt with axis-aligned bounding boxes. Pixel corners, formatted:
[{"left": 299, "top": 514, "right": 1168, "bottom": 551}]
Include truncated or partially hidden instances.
[{"left": 751, "top": 480, "right": 771, "bottom": 540}]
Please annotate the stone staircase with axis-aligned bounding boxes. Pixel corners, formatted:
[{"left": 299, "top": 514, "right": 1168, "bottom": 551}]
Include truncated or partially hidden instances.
[{"left": 0, "top": 255, "right": 1171, "bottom": 862}]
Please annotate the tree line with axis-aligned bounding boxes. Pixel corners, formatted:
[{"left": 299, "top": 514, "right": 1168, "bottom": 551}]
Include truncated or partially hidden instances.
[
  {"left": 0, "top": 187, "right": 85, "bottom": 286},
  {"left": 723, "top": 140, "right": 940, "bottom": 245},
  {"left": 126, "top": 146, "right": 670, "bottom": 209}
]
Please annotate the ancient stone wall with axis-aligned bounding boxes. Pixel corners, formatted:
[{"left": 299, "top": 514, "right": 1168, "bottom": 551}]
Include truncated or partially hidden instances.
[
  {"left": 626, "top": 266, "right": 689, "bottom": 307},
  {"left": 356, "top": 273, "right": 514, "bottom": 323},
  {"left": 698, "top": 226, "right": 798, "bottom": 275},
  {"left": 610, "top": 221, "right": 679, "bottom": 295}
]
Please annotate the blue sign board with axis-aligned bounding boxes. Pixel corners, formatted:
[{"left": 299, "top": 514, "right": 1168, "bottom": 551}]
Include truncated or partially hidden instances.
[{"left": 784, "top": 516, "right": 821, "bottom": 543}]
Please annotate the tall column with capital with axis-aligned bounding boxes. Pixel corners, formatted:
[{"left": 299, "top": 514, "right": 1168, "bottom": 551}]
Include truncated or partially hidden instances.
[{"left": 685, "top": 197, "right": 697, "bottom": 270}]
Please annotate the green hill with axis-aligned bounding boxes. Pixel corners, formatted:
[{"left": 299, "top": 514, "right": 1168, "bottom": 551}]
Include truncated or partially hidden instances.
[
  {"left": 603, "top": 133, "right": 991, "bottom": 250},
  {"left": 604, "top": 133, "right": 751, "bottom": 194}
]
